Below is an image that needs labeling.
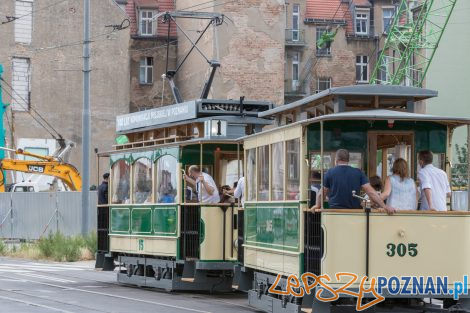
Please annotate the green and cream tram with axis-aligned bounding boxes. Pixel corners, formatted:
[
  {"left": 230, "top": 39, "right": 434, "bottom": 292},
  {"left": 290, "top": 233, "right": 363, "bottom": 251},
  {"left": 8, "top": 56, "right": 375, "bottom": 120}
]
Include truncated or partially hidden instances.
[
  {"left": 96, "top": 99, "right": 272, "bottom": 291},
  {"left": 242, "top": 85, "right": 470, "bottom": 312}
]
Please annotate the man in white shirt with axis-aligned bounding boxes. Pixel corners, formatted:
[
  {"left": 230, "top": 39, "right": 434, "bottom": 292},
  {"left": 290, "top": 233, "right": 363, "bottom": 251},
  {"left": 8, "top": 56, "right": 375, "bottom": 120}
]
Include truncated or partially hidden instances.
[
  {"left": 233, "top": 176, "right": 245, "bottom": 208},
  {"left": 417, "top": 151, "right": 451, "bottom": 211},
  {"left": 184, "top": 165, "right": 220, "bottom": 203}
]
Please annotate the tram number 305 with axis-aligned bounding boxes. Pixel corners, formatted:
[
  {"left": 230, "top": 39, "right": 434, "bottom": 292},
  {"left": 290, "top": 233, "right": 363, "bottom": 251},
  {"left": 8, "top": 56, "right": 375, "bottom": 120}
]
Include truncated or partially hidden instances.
[{"left": 386, "top": 243, "right": 418, "bottom": 257}]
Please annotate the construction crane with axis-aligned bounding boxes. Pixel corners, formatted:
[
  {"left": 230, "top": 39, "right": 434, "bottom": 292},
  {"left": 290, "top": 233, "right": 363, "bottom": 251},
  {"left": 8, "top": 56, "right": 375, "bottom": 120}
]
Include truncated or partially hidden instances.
[
  {"left": 0, "top": 143, "right": 82, "bottom": 192},
  {"left": 370, "top": 0, "right": 457, "bottom": 87}
]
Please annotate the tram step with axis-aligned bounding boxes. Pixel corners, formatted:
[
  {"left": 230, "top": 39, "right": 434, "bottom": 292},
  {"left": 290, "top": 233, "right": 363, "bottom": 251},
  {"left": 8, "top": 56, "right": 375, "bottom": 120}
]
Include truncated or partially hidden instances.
[{"left": 181, "top": 277, "right": 195, "bottom": 283}]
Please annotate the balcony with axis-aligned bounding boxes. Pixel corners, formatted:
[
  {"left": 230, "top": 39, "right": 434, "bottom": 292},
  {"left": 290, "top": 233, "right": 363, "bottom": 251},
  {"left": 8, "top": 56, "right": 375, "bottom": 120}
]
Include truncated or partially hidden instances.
[
  {"left": 285, "top": 29, "right": 306, "bottom": 46},
  {"left": 284, "top": 79, "right": 306, "bottom": 98}
]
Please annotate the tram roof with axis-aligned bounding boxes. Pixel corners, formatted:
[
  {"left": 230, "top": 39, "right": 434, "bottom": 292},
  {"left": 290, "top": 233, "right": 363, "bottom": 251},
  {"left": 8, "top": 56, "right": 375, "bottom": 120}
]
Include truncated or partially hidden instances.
[
  {"left": 242, "top": 109, "right": 470, "bottom": 140},
  {"left": 116, "top": 98, "right": 273, "bottom": 133},
  {"left": 259, "top": 85, "right": 438, "bottom": 118}
]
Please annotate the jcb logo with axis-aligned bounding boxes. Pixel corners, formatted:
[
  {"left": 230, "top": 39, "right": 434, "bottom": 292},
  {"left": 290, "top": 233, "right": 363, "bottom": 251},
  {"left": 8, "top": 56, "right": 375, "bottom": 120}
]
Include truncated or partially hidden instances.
[{"left": 28, "top": 165, "right": 45, "bottom": 173}]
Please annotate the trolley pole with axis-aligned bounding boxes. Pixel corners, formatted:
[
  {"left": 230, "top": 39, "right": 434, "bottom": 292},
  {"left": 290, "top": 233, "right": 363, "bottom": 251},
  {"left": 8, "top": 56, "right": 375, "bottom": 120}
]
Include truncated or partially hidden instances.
[{"left": 81, "top": 0, "right": 91, "bottom": 235}]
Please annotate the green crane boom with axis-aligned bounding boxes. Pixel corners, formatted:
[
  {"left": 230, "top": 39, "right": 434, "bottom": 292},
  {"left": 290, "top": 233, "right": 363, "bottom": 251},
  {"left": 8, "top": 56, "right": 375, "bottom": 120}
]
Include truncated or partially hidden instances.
[{"left": 370, "top": 0, "right": 457, "bottom": 87}]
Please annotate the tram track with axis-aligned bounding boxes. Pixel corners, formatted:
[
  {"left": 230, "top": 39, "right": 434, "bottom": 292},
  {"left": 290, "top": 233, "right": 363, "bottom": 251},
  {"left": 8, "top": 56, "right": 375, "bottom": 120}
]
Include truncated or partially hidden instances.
[
  {"left": 0, "top": 287, "right": 109, "bottom": 313},
  {"left": 2, "top": 262, "right": 256, "bottom": 312},
  {"left": 1, "top": 273, "right": 215, "bottom": 313}
]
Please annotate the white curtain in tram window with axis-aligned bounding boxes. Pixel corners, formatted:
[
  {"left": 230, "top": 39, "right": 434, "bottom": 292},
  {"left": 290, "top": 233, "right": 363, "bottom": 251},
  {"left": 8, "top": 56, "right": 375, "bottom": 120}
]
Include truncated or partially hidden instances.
[
  {"left": 271, "top": 142, "right": 284, "bottom": 201},
  {"left": 111, "top": 160, "right": 130, "bottom": 204},
  {"left": 286, "top": 139, "right": 300, "bottom": 200},
  {"left": 257, "top": 146, "right": 269, "bottom": 201},
  {"left": 246, "top": 149, "right": 256, "bottom": 201},
  {"left": 156, "top": 155, "right": 177, "bottom": 203},
  {"left": 133, "top": 158, "right": 152, "bottom": 204}
]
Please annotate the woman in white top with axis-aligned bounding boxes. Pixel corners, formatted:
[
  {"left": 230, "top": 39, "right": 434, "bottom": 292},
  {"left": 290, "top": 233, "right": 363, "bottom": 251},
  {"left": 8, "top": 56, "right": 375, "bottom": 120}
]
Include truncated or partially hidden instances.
[{"left": 381, "top": 158, "right": 418, "bottom": 211}]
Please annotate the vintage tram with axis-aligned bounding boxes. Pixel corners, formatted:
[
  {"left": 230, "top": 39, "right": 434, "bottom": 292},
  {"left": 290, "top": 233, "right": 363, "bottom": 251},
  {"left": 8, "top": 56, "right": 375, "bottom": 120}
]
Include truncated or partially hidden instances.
[
  {"left": 96, "top": 98, "right": 272, "bottom": 291},
  {"left": 241, "top": 85, "right": 470, "bottom": 312}
]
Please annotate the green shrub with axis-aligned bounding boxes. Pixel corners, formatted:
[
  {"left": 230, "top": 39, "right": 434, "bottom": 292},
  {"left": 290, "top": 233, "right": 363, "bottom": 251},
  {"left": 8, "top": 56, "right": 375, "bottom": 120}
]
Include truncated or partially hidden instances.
[
  {"left": 0, "top": 241, "right": 6, "bottom": 256},
  {"left": 38, "top": 232, "right": 56, "bottom": 258},
  {"left": 83, "top": 232, "right": 97, "bottom": 256}
]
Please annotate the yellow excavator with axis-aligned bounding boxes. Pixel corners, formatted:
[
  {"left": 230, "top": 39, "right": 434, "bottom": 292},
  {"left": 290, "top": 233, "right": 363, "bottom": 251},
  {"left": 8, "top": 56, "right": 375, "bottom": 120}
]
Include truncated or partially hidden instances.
[{"left": 0, "top": 144, "right": 82, "bottom": 192}]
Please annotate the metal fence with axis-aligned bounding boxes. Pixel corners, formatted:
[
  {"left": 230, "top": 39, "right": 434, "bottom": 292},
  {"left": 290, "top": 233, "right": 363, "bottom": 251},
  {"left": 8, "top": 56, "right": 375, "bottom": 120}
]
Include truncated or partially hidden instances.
[{"left": 0, "top": 192, "right": 97, "bottom": 240}]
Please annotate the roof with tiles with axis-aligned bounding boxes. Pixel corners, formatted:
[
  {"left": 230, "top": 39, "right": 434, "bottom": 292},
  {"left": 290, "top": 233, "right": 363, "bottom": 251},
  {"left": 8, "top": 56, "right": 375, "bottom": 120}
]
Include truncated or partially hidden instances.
[
  {"left": 305, "top": 0, "right": 371, "bottom": 34},
  {"left": 125, "top": 0, "right": 177, "bottom": 38}
]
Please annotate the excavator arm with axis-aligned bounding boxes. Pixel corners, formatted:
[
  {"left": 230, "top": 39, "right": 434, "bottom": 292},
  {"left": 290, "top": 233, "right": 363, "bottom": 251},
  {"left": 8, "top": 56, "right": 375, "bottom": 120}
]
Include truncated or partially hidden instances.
[{"left": 0, "top": 159, "right": 82, "bottom": 192}]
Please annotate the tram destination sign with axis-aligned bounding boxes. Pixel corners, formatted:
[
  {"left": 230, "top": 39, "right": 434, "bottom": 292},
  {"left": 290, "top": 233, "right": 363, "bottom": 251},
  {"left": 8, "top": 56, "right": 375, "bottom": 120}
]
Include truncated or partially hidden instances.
[{"left": 116, "top": 101, "right": 197, "bottom": 132}]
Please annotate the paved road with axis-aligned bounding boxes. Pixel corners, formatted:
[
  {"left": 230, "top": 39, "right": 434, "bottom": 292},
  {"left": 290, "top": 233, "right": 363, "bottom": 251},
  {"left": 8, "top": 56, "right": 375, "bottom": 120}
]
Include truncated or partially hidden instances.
[{"left": 0, "top": 258, "right": 258, "bottom": 313}]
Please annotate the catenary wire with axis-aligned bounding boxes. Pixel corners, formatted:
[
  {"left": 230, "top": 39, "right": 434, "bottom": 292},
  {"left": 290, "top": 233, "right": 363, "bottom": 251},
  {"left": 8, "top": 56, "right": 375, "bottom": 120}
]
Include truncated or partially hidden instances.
[
  {"left": 1, "top": 78, "right": 61, "bottom": 139},
  {"left": 1, "top": 0, "right": 69, "bottom": 25}
]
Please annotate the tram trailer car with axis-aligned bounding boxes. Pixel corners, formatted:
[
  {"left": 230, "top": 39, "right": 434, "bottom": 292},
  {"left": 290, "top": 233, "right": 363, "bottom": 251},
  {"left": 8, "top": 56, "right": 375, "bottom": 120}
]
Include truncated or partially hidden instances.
[
  {"left": 242, "top": 85, "right": 470, "bottom": 313},
  {"left": 96, "top": 98, "right": 273, "bottom": 292}
]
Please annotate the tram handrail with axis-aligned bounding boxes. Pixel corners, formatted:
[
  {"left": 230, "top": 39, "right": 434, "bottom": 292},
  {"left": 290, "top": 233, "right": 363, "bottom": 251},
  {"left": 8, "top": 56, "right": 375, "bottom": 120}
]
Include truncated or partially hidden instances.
[{"left": 312, "top": 208, "right": 470, "bottom": 215}]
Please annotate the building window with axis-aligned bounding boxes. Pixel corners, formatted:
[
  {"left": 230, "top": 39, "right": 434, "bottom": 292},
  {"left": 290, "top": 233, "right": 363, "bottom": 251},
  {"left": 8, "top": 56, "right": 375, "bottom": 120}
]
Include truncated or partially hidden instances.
[
  {"left": 139, "top": 57, "right": 153, "bottom": 84},
  {"left": 15, "top": 0, "right": 33, "bottom": 44},
  {"left": 316, "top": 28, "right": 331, "bottom": 56},
  {"left": 315, "top": 77, "right": 331, "bottom": 93},
  {"left": 383, "top": 8, "right": 395, "bottom": 33},
  {"left": 12, "top": 57, "right": 31, "bottom": 111},
  {"left": 292, "top": 53, "right": 300, "bottom": 91},
  {"left": 378, "top": 51, "right": 389, "bottom": 82},
  {"left": 292, "top": 4, "right": 300, "bottom": 41},
  {"left": 355, "top": 11, "right": 369, "bottom": 35},
  {"left": 139, "top": 10, "right": 156, "bottom": 36},
  {"left": 356, "top": 55, "right": 369, "bottom": 83}
]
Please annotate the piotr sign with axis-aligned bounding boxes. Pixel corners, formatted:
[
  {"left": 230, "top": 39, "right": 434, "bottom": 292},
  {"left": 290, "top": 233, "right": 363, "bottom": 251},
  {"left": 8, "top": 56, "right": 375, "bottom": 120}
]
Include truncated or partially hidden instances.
[{"left": 116, "top": 101, "right": 197, "bottom": 132}]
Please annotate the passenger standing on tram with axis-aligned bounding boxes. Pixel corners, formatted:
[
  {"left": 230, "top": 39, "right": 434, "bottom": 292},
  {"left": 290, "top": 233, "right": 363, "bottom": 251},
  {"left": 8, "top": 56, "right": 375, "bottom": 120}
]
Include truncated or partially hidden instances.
[
  {"left": 380, "top": 158, "right": 418, "bottom": 210},
  {"left": 183, "top": 165, "right": 220, "bottom": 203},
  {"left": 98, "top": 173, "right": 109, "bottom": 205},
  {"left": 417, "top": 151, "right": 451, "bottom": 211},
  {"left": 310, "top": 149, "right": 395, "bottom": 214}
]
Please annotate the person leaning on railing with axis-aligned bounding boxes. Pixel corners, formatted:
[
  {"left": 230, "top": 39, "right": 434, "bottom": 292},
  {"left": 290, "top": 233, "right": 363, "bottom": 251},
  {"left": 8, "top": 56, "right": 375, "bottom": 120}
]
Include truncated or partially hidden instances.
[
  {"left": 380, "top": 158, "right": 418, "bottom": 211},
  {"left": 183, "top": 165, "right": 220, "bottom": 203},
  {"left": 309, "top": 149, "right": 396, "bottom": 215}
]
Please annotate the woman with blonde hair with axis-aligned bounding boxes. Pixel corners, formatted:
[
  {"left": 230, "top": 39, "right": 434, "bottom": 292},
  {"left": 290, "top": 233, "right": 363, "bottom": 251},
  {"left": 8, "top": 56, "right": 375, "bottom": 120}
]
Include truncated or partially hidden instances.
[{"left": 381, "top": 158, "right": 418, "bottom": 210}]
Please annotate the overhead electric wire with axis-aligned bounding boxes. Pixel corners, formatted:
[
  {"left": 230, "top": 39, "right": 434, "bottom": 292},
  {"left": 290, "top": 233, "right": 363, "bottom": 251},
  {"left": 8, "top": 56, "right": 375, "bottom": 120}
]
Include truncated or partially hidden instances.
[
  {"left": 1, "top": 85, "right": 58, "bottom": 139},
  {"left": 1, "top": 0, "right": 69, "bottom": 25},
  {"left": 0, "top": 78, "right": 62, "bottom": 139}
]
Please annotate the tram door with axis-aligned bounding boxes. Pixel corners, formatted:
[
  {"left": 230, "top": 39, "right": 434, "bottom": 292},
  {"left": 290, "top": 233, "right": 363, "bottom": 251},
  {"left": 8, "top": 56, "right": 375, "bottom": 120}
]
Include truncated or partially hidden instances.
[{"left": 368, "top": 132, "right": 414, "bottom": 179}]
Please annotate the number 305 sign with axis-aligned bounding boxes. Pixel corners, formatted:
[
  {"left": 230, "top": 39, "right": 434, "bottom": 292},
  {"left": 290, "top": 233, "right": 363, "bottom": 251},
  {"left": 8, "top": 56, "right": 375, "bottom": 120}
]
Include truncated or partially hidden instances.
[{"left": 386, "top": 243, "right": 418, "bottom": 257}]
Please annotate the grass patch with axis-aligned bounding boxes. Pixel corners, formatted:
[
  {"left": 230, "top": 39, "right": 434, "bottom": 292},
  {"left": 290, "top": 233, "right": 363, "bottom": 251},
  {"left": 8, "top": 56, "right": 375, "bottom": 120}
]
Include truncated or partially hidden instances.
[{"left": 1, "top": 232, "right": 98, "bottom": 262}]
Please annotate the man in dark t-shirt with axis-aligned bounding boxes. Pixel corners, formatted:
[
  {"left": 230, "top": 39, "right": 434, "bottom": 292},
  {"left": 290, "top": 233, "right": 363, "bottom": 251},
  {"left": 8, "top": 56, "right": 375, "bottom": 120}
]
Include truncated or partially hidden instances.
[
  {"left": 324, "top": 164, "right": 368, "bottom": 209},
  {"left": 311, "top": 149, "right": 395, "bottom": 214}
]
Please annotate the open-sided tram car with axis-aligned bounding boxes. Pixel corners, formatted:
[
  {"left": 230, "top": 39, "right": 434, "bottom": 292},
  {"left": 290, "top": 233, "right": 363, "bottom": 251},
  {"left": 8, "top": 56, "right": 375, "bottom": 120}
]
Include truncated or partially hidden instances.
[
  {"left": 241, "top": 85, "right": 470, "bottom": 313},
  {"left": 96, "top": 98, "right": 272, "bottom": 291}
]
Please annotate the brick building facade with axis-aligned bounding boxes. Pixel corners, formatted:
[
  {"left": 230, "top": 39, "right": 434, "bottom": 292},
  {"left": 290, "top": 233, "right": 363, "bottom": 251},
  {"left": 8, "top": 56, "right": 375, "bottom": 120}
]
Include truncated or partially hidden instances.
[{"left": 0, "top": 0, "right": 130, "bottom": 186}]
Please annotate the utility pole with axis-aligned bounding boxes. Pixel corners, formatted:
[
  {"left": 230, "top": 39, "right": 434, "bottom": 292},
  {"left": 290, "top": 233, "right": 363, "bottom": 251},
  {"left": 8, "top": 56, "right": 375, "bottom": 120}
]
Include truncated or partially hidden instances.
[{"left": 81, "top": 0, "right": 91, "bottom": 235}]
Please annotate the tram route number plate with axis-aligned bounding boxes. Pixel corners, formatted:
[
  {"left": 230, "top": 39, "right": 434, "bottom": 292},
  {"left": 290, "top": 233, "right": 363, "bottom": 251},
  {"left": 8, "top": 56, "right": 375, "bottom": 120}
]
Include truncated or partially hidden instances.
[
  {"left": 386, "top": 243, "right": 418, "bottom": 257},
  {"left": 138, "top": 239, "right": 144, "bottom": 251}
]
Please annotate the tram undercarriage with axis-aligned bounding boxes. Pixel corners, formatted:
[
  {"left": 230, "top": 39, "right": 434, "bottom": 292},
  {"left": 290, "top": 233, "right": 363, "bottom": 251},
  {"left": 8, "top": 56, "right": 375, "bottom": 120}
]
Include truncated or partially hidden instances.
[{"left": 117, "top": 255, "right": 235, "bottom": 292}]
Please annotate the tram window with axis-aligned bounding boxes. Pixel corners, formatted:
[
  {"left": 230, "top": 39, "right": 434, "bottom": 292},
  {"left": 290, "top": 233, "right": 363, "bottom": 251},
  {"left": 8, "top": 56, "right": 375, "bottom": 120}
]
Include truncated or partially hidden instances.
[
  {"left": 257, "top": 145, "right": 270, "bottom": 201},
  {"left": 310, "top": 151, "right": 363, "bottom": 171},
  {"left": 287, "top": 139, "right": 300, "bottom": 200},
  {"left": 111, "top": 160, "right": 130, "bottom": 204},
  {"left": 220, "top": 159, "right": 243, "bottom": 187},
  {"left": 155, "top": 155, "right": 177, "bottom": 203},
  {"left": 416, "top": 152, "right": 445, "bottom": 171},
  {"left": 133, "top": 158, "right": 152, "bottom": 204},
  {"left": 246, "top": 148, "right": 256, "bottom": 201},
  {"left": 271, "top": 142, "right": 285, "bottom": 200}
]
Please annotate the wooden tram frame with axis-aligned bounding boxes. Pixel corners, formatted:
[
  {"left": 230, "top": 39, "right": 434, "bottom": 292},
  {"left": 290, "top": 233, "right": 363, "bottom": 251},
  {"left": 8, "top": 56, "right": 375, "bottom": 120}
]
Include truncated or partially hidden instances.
[
  {"left": 241, "top": 85, "right": 470, "bottom": 313},
  {"left": 95, "top": 98, "right": 273, "bottom": 291}
]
